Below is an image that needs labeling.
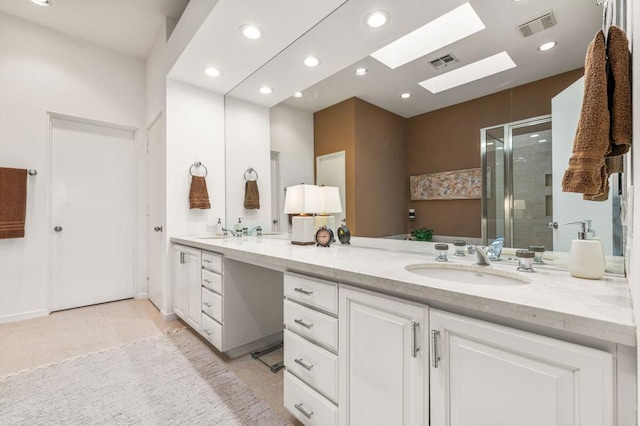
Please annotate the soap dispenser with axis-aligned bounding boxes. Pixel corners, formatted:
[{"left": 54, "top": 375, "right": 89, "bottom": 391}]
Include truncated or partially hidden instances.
[
  {"left": 215, "top": 218, "right": 223, "bottom": 236},
  {"left": 235, "top": 217, "right": 243, "bottom": 237},
  {"left": 566, "top": 221, "right": 604, "bottom": 279}
]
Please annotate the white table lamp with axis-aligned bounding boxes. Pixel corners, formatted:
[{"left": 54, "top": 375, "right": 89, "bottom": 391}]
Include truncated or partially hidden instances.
[
  {"left": 314, "top": 186, "right": 342, "bottom": 238},
  {"left": 284, "top": 184, "right": 321, "bottom": 245}
]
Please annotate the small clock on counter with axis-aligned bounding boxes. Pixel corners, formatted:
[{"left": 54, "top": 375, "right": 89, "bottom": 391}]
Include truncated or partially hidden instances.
[
  {"left": 315, "top": 226, "right": 334, "bottom": 247},
  {"left": 338, "top": 219, "right": 351, "bottom": 244}
]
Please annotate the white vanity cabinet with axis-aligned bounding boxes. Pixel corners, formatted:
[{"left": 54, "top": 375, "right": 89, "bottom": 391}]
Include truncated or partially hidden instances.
[
  {"left": 429, "top": 309, "right": 614, "bottom": 426},
  {"left": 338, "top": 285, "right": 429, "bottom": 426},
  {"left": 283, "top": 272, "right": 339, "bottom": 426},
  {"left": 172, "top": 244, "right": 201, "bottom": 331}
]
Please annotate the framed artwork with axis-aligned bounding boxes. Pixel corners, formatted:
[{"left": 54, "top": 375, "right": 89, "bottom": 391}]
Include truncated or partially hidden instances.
[{"left": 410, "top": 168, "right": 482, "bottom": 201}]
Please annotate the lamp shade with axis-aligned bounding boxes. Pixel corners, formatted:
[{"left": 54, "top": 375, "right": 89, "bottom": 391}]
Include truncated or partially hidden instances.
[
  {"left": 318, "top": 186, "right": 342, "bottom": 214},
  {"left": 284, "top": 184, "right": 321, "bottom": 214}
]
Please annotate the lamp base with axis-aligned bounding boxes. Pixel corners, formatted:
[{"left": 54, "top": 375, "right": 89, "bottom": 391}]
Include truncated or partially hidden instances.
[{"left": 291, "top": 216, "right": 316, "bottom": 245}]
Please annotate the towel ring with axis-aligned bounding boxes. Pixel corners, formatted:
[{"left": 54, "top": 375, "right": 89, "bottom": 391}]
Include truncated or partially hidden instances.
[
  {"left": 244, "top": 167, "right": 258, "bottom": 181},
  {"left": 189, "top": 162, "right": 208, "bottom": 178}
]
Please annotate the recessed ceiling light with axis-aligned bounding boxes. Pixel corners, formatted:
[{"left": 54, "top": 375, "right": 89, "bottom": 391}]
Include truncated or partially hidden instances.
[
  {"left": 259, "top": 86, "right": 273, "bottom": 94},
  {"left": 538, "top": 41, "right": 557, "bottom": 51},
  {"left": 203, "top": 66, "right": 221, "bottom": 77},
  {"left": 401, "top": 93, "right": 411, "bottom": 99},
  {"left": 293, "top": 92, "right": 303, "bottom": 98},
  {"left": 30, "top": 0, "right": 51, "bottom": 5},
  {"left": 240, "top": 24, "right": 262, "bottom": 40},
  {"left": 365, "top": 10, "right": 390, "bottom": 28},
  {"left": 419, "top": 51, "right": 516, "bottom": 94},
  {"left": 355, "top": 68, "right": 368, "bottom": 76},
  {"left": 303, "top": 56, "right": 320, "bottom": 67},
  {"left": 370, "top": 3, "right": 486, "bottom": 69},
  {"left": 530, "top": 134, "right": 540, "bottom": 138},
  {"left": 538, "top": 139, "right": 548, "bottom": 143}
]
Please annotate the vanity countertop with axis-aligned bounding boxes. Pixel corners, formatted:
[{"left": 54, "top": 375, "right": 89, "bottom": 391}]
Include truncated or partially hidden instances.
[{"left": 171, "top": 235, "right": 635, "bottom": 347}]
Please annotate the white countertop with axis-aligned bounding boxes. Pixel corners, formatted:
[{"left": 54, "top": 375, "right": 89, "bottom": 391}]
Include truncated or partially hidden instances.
[{"left": 171, "top": 234, "right": 635, "bottom": 347}]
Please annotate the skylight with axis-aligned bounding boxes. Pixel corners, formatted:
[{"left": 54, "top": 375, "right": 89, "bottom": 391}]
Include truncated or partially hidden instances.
[
  {"left": 369, "top": 3, "right": 486, "bottom": 69},
  {"left": 419, "top": 51, "right": 516, "bottom": 94}
]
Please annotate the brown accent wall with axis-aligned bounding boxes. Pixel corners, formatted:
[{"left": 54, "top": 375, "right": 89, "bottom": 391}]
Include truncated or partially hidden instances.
[
  {"left": 314, "top": 98, "right": 406, "bottom": 236},
  {"left": 406, "top": 68, "right": 583, "bottom": 238}
]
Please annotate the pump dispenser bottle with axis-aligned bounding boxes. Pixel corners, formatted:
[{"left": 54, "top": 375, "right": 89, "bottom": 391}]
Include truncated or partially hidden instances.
[{"left": 566, "top": 221, "right": 604, "bottom": 280}]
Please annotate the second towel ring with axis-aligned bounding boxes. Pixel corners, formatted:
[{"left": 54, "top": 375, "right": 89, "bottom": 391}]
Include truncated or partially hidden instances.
[
  {"left": 190, "top": 162, "right": 208, "bottom": 178},
  {"left": 244, "top": 167, "right": 258, "bottom": 181}
]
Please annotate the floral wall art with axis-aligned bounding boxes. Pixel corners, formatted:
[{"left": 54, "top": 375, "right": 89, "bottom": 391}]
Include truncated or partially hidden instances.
[{"left": 410, "top": 168, "right": 482, "bottom": 201}]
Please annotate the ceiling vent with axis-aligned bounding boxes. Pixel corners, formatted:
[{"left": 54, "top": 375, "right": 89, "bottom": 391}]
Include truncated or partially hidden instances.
[
  {"left": 517, "top": 10, "right": 556, "bottom": 37},
  {"left": 429, "top": 53, "right": 459, "bottom": 70}
]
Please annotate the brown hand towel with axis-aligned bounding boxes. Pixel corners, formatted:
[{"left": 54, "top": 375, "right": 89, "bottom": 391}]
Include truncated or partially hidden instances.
[
  {"left": 0, "top": 167, "right": 27, "bottom": 239},
  {"left": 189, "top": 176, "right": 211, "bottom": 209},
  {"left": 244, "top": 180, "right": 260, "bottom": 209},
  {"left": 561, "top": 30, "right": 610, "bottom": 198},
  {"left": 606, "top": 26, "right": 632, "bottom": 157}
]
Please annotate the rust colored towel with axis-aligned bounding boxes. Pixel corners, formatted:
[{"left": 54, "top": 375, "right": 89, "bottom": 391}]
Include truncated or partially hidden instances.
[
  {"left": 561, "top": 30, "right": 610, "bottom": 198},
  {"left": 189, "top": 176, "right": 211, "bottom": 209},
  {"left": 0, "top": 167, "right": 27, "bottom": 239},
  {"left": 244, "top": 180, "right": 260, "bottom": 209},
  {"left": 606, "top": 26, "right": 632, "bottom": 157}
]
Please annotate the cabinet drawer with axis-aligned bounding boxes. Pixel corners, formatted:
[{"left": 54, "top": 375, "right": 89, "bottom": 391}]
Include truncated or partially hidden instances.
[
  {"left": 285, "top": 330, "right": 338, "bottom": 403},
  {"left": 202, "top": 287, "right": 222, "bottom": 323},
  {"left": 201, "top": 312, "right": 222, "bottom": 350},
  {"left": 285, "top": 300, "right": 338, "bottom": 351},
  {"left": 284, "top": 272, "right": 338, "bottom": 315},
  {"left": 201, "top": 269, "right": 222, "bottom": 294},
  {"left": 201, "top": 251, "right": 222, "bottom": 273},
  {"left": 285, "top": 371, "right": 338, "bottom": 426}
]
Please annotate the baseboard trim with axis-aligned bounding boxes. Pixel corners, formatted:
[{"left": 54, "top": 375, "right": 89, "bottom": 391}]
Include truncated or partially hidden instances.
[
  {"left": 0, "top": 309, "right": 49, "bottom": 325},
  {"left": 135, "top": 292, "right": 149, "bottom": 300},
  {"left": 162, "top": 311, "right": 178, "bottom": 322}
]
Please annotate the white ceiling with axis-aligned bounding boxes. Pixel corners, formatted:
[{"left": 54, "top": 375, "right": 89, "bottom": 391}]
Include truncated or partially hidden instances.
[
  {"left": 0, "top": 0, "right": 190, "bottom": 59},
  {"left": 0, "top": 0, "right": 603, "bottom": 117}
]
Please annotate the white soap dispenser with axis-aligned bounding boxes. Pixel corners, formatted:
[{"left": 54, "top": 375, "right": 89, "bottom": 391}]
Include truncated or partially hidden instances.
[
  {"left": 566, "top": 220, "right": 604, "bottom": 280},
  {"left": 215, "top": 218, "right": 223, "bottom": 236}
]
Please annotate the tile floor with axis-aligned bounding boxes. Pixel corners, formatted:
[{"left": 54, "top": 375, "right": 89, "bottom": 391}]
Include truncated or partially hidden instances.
[{"left": 0, "top": 299, "right": 300, "bottom": 425}]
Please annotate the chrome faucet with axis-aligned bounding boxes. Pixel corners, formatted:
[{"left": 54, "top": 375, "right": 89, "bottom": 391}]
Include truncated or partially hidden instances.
[
  {"left": 475, "top": 246, "right": 491, "bottom": 266},
  {"left": 248, "top": 226, "right": 262, "bottom": 236},
  {"left": 221, "top": 227, "right": 238, "bottom": 237},
  {"left": 486, "top": 238, "right": 504, "bottom": 260}
]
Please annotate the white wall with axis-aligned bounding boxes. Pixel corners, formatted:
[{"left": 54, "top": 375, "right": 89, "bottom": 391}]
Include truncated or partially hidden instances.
[
  {"left": 0, "top": 13, "right": 146, "bottom": 323},
  {"left": 270, "top": 104, "right": 315, "bottom": 232},
  {"left": 225, "top": 97, "right": 272, "bottom": 231},
  {"left": 166, "top": 79, "right": 225, "bottom": 237}
]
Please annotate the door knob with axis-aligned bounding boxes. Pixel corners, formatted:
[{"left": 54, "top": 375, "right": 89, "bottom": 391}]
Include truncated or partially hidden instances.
[
  {"left": 54, "top": 226, "right": 63, "bottom": 232},
  {"left": 547, "top": 222, "right": 558, "bottom": 229},
  {"left": 272, "top": 220, "right": 278, "bottom": 224},
  {"left": 154, "top": 226, "right": 163, "bottom": 232}
]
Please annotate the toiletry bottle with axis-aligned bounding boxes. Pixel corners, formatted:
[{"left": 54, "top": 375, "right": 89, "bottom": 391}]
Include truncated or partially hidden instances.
[
  {"left": 566, "top": 221, "right": 604, "bottom": 279},
  {"left": 215, "top": 218, "right": 223, "bottom": 236},
  {"left": 235, "top": 218, "right": 243, "bottom": 237}
]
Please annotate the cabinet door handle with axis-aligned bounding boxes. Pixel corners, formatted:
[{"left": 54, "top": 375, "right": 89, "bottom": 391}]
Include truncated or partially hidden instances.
[
  {"left": 294, "top": 403, "right": 314, "bottom": 419},
  {"left": 203, "top": 328, "right": 213, "bottom": 336},
  {"left": 431, "top": 330, "right": 441, "bottom": 368},
  {"left": 203, "top": 259, "right": 213, "bottom": 263},
  {"left": 294, "top": 287, "right": 313, "bottom": 296},
  {"left": 203, "top": 302, "right": 213, "bottom": 308},
  {"left": 180, "top": 252, "right": 185, "bottom": 264},
  {"left": 294, "top": 358, "right": 314, "bottom": 371},
  {"left": 411, "top": 321, "right": 420, "bottom": 358},
  {"left": 294, "top": 318, "right": 313, "bottom": 329},
  {"left": 203, "top": 278, "right": 212, "bottom": 283}
]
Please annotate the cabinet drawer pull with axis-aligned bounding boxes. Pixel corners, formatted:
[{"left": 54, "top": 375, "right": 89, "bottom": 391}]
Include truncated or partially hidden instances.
[
  {"left": 203, "top": 278, "right": 212, "bottom": 283},
  {"left": 294, "top": 358, "right": 314, "bottom": 371},
  {"left": 180, "top": 252, "right": 185, "bottom": 264},
  {"left": 294, "top": 403, "right": 314, "bottom": 419},
  {"left": 203, "top": 259, "right": 213, "bottom": 264},
  {"left": 294, "top": 287, "right": 313, "bottom": 296},
  {"left": 294, "top": 318, "right": 313, "bottom": 329},
  {"left": 203, "top": 328, "right": 213, "bottom": 336},
  {"left": 203, "top": 302, "right": 213, "bottom": 308},
  {"left": 431, "top": 330, "right": 441, "bottom": 368},
  {"left": 411, "top": 321, "right": 420, "bottom": 358}
]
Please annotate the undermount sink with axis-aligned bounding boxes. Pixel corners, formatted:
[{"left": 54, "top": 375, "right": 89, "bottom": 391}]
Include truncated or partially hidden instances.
[
  {"left": 405, "top": 264, "right": 530, "bottom": 286},
  {"left": 196, "top": 235, "right": 230, "bottom": 240}
]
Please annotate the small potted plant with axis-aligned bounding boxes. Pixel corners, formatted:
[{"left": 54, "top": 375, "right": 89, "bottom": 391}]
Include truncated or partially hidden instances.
[{"left": 411, "top": 227, "right": 434, "bottom": 242}]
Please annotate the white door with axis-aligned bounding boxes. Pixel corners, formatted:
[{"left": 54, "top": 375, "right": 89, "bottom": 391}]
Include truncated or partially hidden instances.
[
  {"left": 552, "top": 77, "right": 613, "bottom": 255},
  {"left": 51, "top": 117, "right": 135, "bottom": 311},
  {"left": 430, "top": 309, "right": 613, "bottom": 426},
  {"left": 172, "top": 245, "right": 187, "bottom": 320},
  {"left": 317, "top": 151, "right": 346, "bottom": 223},
  {"left": 147, "top": 114, "right": 164, "bottom": 309},
  {"left": 339, "top": 285, "right": 428, "bottom": 426}
]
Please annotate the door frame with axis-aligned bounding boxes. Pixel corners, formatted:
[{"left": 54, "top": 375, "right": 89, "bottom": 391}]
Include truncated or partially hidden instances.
[{"left": 47, "top": 112, "right": 139, "bottom": 312}]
